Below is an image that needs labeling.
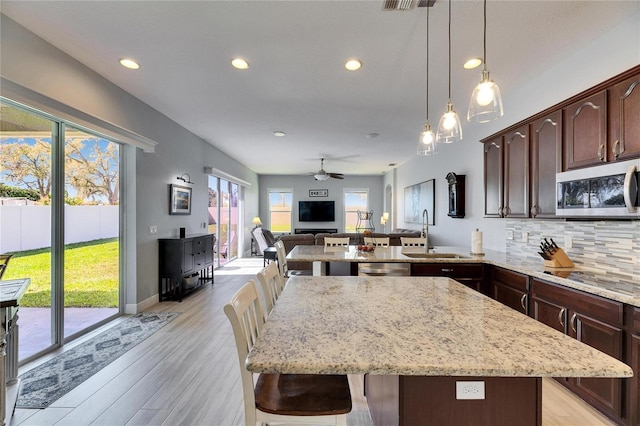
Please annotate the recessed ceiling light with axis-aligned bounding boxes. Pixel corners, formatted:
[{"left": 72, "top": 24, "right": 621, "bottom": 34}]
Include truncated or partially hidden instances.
[
  {"left": 464, "top": 58, "right": 482, "bottom": 69},
  {"left": 345, "top": 59, "right": 362, "bottom": 71},
  {"left": 366, "top": 133, "right": 379, "bottom": 138},
  {"left": 119, "top": 58, "right": 140, "bottom": 70},
  {"left": 231, "top": 58, "right": 250, "bottom": 70},
  {"left": 273, "top": 131, "right": 286, "bottom": 137}
]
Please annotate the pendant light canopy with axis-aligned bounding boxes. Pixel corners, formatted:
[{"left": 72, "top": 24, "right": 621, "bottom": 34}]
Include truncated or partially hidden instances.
[
  {"left": 436, "top": 0, "right": 463, "bottom": 144},
  {"left": 418, "top": 5, "right": 437, "bottom": 156},
  {"left": 468, "top": 0, "right": 504, "bottom": 123}
]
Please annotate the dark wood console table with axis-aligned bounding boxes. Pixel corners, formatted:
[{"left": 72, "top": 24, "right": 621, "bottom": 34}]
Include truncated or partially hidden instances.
[{"left": 158, "top": 234, "right": 215, "bottom": 301}]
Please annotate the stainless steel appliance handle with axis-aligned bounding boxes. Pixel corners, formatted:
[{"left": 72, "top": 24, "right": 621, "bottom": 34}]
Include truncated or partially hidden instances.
[{"left": 624, "top": 164, "right": 638, "bottom": 213}]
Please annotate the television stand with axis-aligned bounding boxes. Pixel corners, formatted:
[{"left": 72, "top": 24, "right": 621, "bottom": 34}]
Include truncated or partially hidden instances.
[{"left": 294, "top": 228, "right": 338, "bottom": 235}]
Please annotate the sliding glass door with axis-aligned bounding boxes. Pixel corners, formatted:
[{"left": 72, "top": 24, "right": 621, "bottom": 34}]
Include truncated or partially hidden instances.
[
  {"left": 0, "top": 100, "right": 122, "bottom": 362},
  {"left": 207, "top": 175, "right": 239, "bottom": 266}
]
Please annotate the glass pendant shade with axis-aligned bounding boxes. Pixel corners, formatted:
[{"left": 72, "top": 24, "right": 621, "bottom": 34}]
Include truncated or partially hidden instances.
[
  {"left": 417, "top": 122, "right": 437, "bottom": 156},
  {"left": 436, "top": 101, "right": 463, "bottom": 144},
  {"left": 468, "top": 68, "right": 504, "bottom": 123}
]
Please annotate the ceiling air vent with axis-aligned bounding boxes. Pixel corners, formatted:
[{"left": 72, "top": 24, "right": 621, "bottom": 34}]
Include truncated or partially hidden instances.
[{"left": 382, "top": 0, "right": 435, "bottom": 10}]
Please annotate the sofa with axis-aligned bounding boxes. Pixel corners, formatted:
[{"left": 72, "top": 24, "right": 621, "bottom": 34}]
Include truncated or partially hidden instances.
[{"left": 276, "top": 229, "right": 422, "bottom": 271}]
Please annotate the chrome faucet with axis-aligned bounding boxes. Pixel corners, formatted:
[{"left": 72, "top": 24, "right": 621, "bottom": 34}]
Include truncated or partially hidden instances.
[{"left": 421, "top": 209, "right": 429, "bottom": 252}]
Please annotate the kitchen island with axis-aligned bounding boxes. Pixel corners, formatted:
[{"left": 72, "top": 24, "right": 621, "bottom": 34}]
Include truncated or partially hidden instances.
[{"left": 246, "top": 275, "right": 632, "bottom": 426}]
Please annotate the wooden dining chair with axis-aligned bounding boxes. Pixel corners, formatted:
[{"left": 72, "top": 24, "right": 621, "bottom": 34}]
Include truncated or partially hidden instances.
[
  {"left": 324, "top": 237, "right": 349, "bottom": 247},
  {"left": 224, "top": 280, "right": 352, "bottom": 426},
  {"left": 256, "top": 261, "right": 283, "bottom": 316},
  {"left": 401, "top": 237, "right": 427, "bottom": 247},
  {"left": 364, "top": 237, "right": 389, "bottom": 247},
  {"left": 274, "top": 240, "right": 311, "bottom": 279}
]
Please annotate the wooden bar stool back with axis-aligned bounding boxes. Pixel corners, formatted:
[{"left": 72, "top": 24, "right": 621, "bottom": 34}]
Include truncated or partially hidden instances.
[
  {"left": 324, "top": 237, "right": 349, "bottom": 247},
  {"left": 364, "top": 237, "right": 389, "bottom": 247},
  {"left": 400, "top": 237, "right": 427, "bottom": 247},
  {"left": 256, "top": 261, "right": 282, "bottom": 316},
  {"left": 224, "top": 280, "right": 352, "bottom": 426}
]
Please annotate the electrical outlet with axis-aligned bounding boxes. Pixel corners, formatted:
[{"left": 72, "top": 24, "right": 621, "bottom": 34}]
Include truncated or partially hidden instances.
[
  {"left": 149, "top": 226, "right": 157, "bottom": 235},
  {"left": 506, "top": 230, "right": 514, "bottom": 240},
  {"left": 456, "top": 381, "right": 485, "bottom": 400},
  {"left": 522, "top": 231, "right": 529, "bottom": 243},
  {"left": 565, "top": 235, "right": 573, "bottom": 249}
]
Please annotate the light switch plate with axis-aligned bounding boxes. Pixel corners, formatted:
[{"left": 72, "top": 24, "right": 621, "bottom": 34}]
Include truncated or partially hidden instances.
[
  {"left": 522, "top": 231, "right": 529, "bottom": 243},
  {"left": 565, "top": 236, "right": 573, "bottom": 249},
  {"left": 149, "top": 226, "right": 157, "bottom": 235},
  {"left": 506, "top": 230, "right": 514, "bottom": 240},
  {"left": 456, "top": 381, "right": 485, "bottom": 400}
]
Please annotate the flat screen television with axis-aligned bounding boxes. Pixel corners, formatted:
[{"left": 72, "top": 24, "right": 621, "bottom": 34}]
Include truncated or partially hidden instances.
[{"left": 299, "top": 200, "right": 335, "bottom": 222}]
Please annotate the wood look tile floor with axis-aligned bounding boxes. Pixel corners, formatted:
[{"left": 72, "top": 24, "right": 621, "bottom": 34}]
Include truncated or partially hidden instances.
[{"left": 12, "top": 258, "right": 615, "bottom": 425}]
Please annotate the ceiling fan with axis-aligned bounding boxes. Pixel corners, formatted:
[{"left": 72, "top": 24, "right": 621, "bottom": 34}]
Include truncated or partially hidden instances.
[{"left": 313, "top": 158, "right": 344, "bottom": 181}]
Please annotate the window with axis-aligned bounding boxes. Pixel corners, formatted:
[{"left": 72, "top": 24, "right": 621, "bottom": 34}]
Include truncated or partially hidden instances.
[
  {"left": 268, "top": 189, "right": 292, "bottom": 233},
  {"left": 344, "top": 189, "right": 368, "bottom": 232}
]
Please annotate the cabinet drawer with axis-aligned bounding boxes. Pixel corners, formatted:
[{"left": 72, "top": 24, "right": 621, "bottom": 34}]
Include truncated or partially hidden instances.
[
  {"left": 632, "top": 307, "right": 640, "bottom": 333},
  {"left": 492, "top": 266, "right": 528, "bottom": 291},
  {"left": 531, "top": 278, "right": 623, "bottom": 326},
  {"left": 411, "top": 263, "right": 483, "bottom": 278}
]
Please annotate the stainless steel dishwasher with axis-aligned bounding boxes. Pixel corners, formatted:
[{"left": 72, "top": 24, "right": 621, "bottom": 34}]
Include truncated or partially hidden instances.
[{"left": 358, "top": 262, "right": 410, "bottom": 276}]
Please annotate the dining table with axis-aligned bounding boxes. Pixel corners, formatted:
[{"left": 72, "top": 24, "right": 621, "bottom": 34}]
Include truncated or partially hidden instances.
[{"left": 246, "top": 275, "right": 632, "bottom": 426}]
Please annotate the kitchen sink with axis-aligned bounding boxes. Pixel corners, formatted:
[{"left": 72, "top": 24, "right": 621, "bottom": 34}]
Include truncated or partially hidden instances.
[{"left": 401, "top": 252, "right": 468, "bottom": 259}]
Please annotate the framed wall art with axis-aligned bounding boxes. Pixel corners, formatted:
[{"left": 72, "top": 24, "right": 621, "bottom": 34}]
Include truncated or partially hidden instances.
[
  {"left": 170, "top": 184, "right": 192, "bottom": 215},
  {"left": 404, "top": 179, "right": 435, "bottom": 225},
  {"left": 309, "top": 189, "right": 328, "bottom": 197}
]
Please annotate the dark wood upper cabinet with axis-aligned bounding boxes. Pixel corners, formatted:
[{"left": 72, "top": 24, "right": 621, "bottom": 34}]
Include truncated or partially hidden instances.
[
  {"left": 609, "top": 73, "right": 640, "bottom": 162},
  {"left": 503, "top": 126, "right": 529, "bottom": 218},
  {"left": 564, "top": 90, "right": 608, "bottom": 170},
  {"left": 484, "top": 136, "right": 503, "bottom": 217},
  {"left": 530, "top": 111, "right": 562, "bottom": 218}
]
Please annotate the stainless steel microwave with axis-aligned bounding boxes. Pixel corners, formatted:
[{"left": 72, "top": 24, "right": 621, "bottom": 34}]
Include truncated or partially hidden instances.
[{"left": 556, "top": 159, "right": 640, "bottom": 218}]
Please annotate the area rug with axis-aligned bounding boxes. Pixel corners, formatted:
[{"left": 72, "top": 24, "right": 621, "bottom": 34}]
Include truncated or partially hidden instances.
[{"left": 16, "top": 312, "right": 179, "bottom": 409}]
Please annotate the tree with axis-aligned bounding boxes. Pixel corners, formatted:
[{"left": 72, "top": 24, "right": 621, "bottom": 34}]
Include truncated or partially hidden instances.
[
  {"left": 0, "top": 138, "right": 52, "bottom": 200},
  {"left": 65, "top": 137, "right": 119, "bottom": 205}
]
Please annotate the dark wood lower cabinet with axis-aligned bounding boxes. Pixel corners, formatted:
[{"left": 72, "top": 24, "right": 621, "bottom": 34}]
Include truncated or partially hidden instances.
[
  {"left": 531, "top": 278, "right": 626, "bottom": 424},
  {"left": 365, "top": 375, "right": 541, "bottom": 426},
  {"left": 489, "top": 266, "right": 529, "bottom": 315},
  {"left": 411, "top": 263, "right": 485, "bottom": 294}
]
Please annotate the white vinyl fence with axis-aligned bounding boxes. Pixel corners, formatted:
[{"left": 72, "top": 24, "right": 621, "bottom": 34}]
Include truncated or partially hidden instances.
[{"left": 0, "top": 205, "right": 118, "bottom": 253}]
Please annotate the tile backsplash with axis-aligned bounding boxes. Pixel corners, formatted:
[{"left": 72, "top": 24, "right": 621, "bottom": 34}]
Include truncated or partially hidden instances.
[{"left": 506, "top": 219, "right": 639, "bottom": 280}]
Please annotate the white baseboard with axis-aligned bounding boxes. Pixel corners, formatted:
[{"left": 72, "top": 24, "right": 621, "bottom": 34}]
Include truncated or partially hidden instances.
[{"left": 124, "top": 294, "right": 159, "bottom": 314}]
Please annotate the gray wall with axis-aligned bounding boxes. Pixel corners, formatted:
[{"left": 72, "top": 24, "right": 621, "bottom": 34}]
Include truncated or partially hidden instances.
[
  {"left": 1, "top": 15, "right": 259, "bottom": 308},
  {"left": 258, "top": 175, "right": 384, "bottom": 234}
]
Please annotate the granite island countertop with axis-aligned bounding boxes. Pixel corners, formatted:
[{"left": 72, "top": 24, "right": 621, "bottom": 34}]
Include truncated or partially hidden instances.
[
  {"left": 246, "top": 276, "right": 633, "bottom": 378},
  {"left": 286, "top": 245, "right": 640, "bottom": 306}
]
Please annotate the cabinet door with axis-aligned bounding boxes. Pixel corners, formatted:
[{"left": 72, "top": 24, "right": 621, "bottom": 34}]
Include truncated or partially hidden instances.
[
  {"left": 484, "top": 137, "right": 503, "bottom": 217},
  {"left": 565, "top": 90, "right": 608, "bottom": 170},
  {"left": 630, "top": 334, "right": 640, "bottom": 426},
  {"left": 492, "top": 282, "right": 528, "bottom": 315},
  {"left": 609, "top": 73, "right": 640, "bottom": 162},
  {"left": 503, "top": 126, "right": 529, "bottom": 218},
  {"left": 182, "top": 240, "right": 194, "bottom": 274},
  {"left": 569, "top": 311, "right": 624, "bottom": 419},
  {"left": 531, "top": 295, "right": 566, "bottom": 333},
  {"left": 204, "top": 235, "right": 214, "bottom": 266},
  {"left": 531, "top": 111, "right": 562, "bottom": 218}
]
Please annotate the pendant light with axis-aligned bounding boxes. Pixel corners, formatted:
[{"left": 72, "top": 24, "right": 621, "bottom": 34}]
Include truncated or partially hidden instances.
[
  {"left": 467, "top": 0, "right": 504, "bottom": 123},
  {"left": 418, "top": 5, "right": 437, "bottom": 156},
  {"left": 436, "top": 0, "right": 463, "bottom": 144}
]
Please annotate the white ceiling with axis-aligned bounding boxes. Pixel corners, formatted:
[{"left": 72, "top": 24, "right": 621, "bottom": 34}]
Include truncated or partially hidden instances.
[{"left": 1, "top": 1, "right": 637, "bottom": 177}]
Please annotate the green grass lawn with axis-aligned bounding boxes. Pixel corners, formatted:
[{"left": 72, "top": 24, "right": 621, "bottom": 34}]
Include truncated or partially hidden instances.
[{"left": 3, "top": 238, "right": 119, "bottom": 308}]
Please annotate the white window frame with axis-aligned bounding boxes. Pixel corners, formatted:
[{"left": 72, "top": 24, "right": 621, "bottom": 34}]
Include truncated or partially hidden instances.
[
  {"left": 268, "top": 188, "right": 293, "bottom": 234},
  {"left": 343, "top": 188, "right": 369, "bottom": 233}
]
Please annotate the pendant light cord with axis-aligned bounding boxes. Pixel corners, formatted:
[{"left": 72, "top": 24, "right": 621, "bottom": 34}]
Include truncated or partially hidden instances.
[
  {"left": 483, "top": 0, "right": 487, "bottom": 71},
  {"left": 447, "top": 0, "right": 451, "bottom": 100},
  {"left": 425, "top": 6, "right": 430, "bottom": 119}
]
